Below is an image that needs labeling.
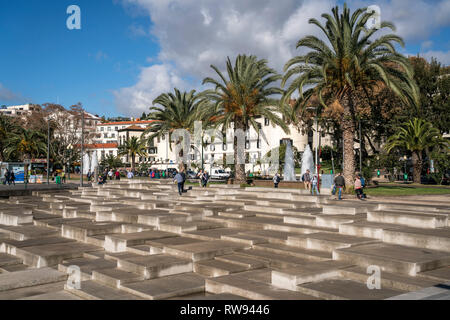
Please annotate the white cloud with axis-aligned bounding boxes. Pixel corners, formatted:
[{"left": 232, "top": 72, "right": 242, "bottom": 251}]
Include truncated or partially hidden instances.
[
  {"left": 113, "top": 64, "right": 189, "bottom": 116},
  {"left": 420, "top": 50, "right": 450, "bottom": 65},
  {"left": 114, "top": 0, "right": 449, "bottom": 116},
  {"left": 0, "top": 83, "right": 26, "bottom": 103}
]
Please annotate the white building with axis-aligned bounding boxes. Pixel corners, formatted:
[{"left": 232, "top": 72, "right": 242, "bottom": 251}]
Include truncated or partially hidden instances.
[{"left": 0, "top": 104, "right": 40, "bottom": 117}]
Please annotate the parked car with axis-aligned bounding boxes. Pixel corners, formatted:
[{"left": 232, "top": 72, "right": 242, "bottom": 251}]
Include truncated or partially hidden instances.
[
  {"left": 210, "top": 168, "right": 230, "bottom": 180},
  {"left": 186, "top": 170, "right": 198, "bottom": 179}
]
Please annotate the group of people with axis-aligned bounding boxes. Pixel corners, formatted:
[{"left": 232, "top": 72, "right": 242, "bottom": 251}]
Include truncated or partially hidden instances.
[
  {"left": 197, "top": 170, "right": 209, "bottom": 188},
  {"left": 273, "top": 170, "right": 367, "bottom": 201},
  {"left": 2, "top": 169, "right": 16, "bottom": 186}
]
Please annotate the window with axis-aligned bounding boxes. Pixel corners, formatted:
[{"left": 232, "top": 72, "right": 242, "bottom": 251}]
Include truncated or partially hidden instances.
[
  {"left": 100, "top": 127, "right": 104, "bottom": 132},
  {"left": 223, "top": 143, "right": 227, "bottom": 151},
  {"left": 210, "top": 144, "right": 215, "bottom": 152},
  {"left": 101, "top": 151, "right": 105, "bottom": 159},
  {"left": 108, "top": 127, "right": 112, "bottom": 132},
  {"left": 264, "top": 118, "right": 269, "bottom": 126},
  {"left": 115, "top": 127, "right": 118, "bottom": 131},
  {"left": 109, "top": 151, "right": 113, "bottom": 155},
  {"left": 111, "top": 134, "right": 115, "bottom": 138},
  {"left": 245, "top": 139, "right": 250, "bottom": 150},
  {"left": 104, "top": 133, "right": 108, "bottom": 138},
  {"left": 257, "top": 139, "right": 261, "bottom": 149}
]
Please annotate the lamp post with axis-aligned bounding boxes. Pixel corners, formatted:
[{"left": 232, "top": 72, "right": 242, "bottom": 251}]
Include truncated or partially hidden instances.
[
  {"left": 80, "top": 110, "right": 85, "bottom": 187},
  {"left": 403, "top": 155, "right": 407, "bottom": 183},
  {"left": 67, "top": 144, "right": 73, "bottom": 181},
  {"left": 47, "top": 118, "right": 50, "bottom": 185}
]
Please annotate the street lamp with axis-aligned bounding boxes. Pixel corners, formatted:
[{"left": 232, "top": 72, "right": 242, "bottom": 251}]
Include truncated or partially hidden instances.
[
  {"left": 306, "top": 106, "right": 320, "bottom": 175},
  {"left": 67, "top": 144, "right": 73, "bottom": 181},
  {"left": 403, "top": 155, "right": 408, "bottom": 182}
]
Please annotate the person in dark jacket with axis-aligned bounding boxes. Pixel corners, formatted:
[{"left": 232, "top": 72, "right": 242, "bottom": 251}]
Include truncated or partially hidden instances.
[
  {"left": 180, "top": 169, "right": 186, "bottom": 193},
  {"left": 334, "top": 172, "right": 346, "bottom": 200},
  {"left": 10, "top": 171, "right": 15, "bottom": 186},
  {"left": 173, "top": 171, "right": 184, "bottom": 196}
]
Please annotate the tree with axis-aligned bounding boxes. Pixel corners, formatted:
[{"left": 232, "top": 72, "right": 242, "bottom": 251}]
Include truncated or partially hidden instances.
[
  {"left": 409, "top": 56, "right": 450, "bottom": 134},
  {"left": 201, "top": 54, "right": 289, "bottom": 183},
  {"left": 100, "top": 154, "right": 123, "bottom": 170},
  {"left": 118, "top": 137, "right": 148, "bottom": 172},
  {"left": 0, "top": 114, "right": 20, "bottom": 161},
  {"left": 385, "top": 118, "right": 448, "bottom": 183},
  {"left": 141, "top": 112, "right": 147, "bottom": 120},
  {"left": 145, "top": 88, "right": 202, "bottom": 171},
  {"left": 282, "top": 4, "right": 419, "bottom": 187}
]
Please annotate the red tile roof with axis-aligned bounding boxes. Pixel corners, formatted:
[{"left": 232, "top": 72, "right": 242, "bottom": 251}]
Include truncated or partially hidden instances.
[
  {"left": 76, "top": 143, "right": 118, "bottom": 149},
  {"left": 98, "top": 120, "right": 155, "bottom": 126}
]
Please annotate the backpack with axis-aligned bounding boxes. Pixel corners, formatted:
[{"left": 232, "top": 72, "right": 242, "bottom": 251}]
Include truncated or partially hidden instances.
[
  {"left": 360, "top": 177, "right": 365, "bottom": 187},
  {"left": 276, "top": 176, "right": 281, "bottom": 183}
]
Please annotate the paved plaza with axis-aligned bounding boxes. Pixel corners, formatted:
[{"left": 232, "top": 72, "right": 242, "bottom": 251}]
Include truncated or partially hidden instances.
[{"left": 0, "top": 180, "right": 449, "bottom": 300}]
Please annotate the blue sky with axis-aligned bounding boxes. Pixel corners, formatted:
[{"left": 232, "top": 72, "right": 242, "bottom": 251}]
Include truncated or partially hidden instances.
[{"left": 0, "top": 0, "right": 449, "bottom": 117}]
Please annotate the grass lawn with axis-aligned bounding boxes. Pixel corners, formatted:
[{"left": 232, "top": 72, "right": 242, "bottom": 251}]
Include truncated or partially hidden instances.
[{"left": 365, "top": 185, "right": 450, "bottom": 197}]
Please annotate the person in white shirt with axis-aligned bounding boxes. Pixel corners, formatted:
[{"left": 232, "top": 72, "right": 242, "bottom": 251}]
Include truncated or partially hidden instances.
[{"left": 127, "top": 171, "right": 134, "bottom": 179}]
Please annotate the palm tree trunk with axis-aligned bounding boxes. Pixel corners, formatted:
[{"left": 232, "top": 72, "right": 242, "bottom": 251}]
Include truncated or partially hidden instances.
[
  {"left": 411, "top": 151, "right": 422, "bottom": 184},
  {"left": 340, "top": 93, "right": 356, "bottom": 188},
  {"left": 131, "top": 154, "right": 135, "bottom": 172},
  {"left": 234, "top": 121, "right": 246, "bottom": 184}
]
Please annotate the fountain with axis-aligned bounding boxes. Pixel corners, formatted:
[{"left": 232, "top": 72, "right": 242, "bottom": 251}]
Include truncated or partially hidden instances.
[
  {"left": 301, "top": 144, "right": 315, "bottom": 176},
  {"left": 82, "top": 151, "right": 98, "bottom": 174},
  {"left": 283, "top": 140, "right": 297, "bottom": 181}
]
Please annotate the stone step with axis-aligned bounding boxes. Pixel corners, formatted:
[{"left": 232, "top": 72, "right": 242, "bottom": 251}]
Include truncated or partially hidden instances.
[
  {"left": 0, "top": 211, "right": 33, "bottom": 226},
  {"left": 14, "top": 242, "right": 102, "bottom": 267},
  {"left": 287, "top": 232, "right": 380, "bottom": 253},
  {"left": 117, "top": 254, "right": 192, "bottom": 279},
  {"left": 296, "top": 278, "right": 405, "bottom": 300},
  {"left": 220, "top": 234, "right": 268, "bottom": 246},
  {"left": 194, "top": 259, "right": 249, "bottom": 277},
  {"left": 0, "top": 267, "right": 67, "bottom": 292},
  {"left": 145, "top": 236, "right": 205, "bottom": 254},
  {"left": 183, "top": 228, "right": 244, "bottom": 241},
  {"left": 215, "top": 254, "right": 267, "bottom": 269},
  {"left": 164, "top": 240, "right": 248, "bottom": 262},
  {"left": 271, "top": 260, "right": 354, "bottom": 290},
  {"left": 92, "top": 268, "right": 145, "bottom": 288},
  {"left": 339, "top": 266, "right": 443, "bottom": 292},
  {"left": 0, "top": 225, "right": 59, "bottom": 240},
  {"left": 159, "top": 221, "right": 223, "bottom": 234},
  {"left": 315, "top": 214, "right": 366, "bottom": 229},
  {"left": 0, "top": 263, "right": 29, "bottom": 273},
  {"left": 339, "top": 221, "right": 403, "bottom": 239},
  {"left": 283, "top": 215, "right": 316, "bottom": 226},
  {"left": 19, "top": 290, "right": 83, "bottom": 300},
  {"left": 322, "top": 204, "right": 371, "bottom": 215},
  {"left": 104, "top": 230, "right": 178, "bottom": 253},
  {"left": 417, "top": 266, "right": 450, "bottom": 282},
  {"left": 206, "top": 269, "right": 318, "bottom": 300},
  {"left": 382, "top": 226, "right": 450, "bottom": 252},
  {"left": 0, "top": 252, "right": 23, "bottom": 267},
  {"left": 333, "top": 243, "right": 450, "bottom": 276},
  {"left": 62, "top": 222, "right": 124, "bottom": 242},
  {"left": 253, "top": 243, "right": 332, "bottom": 261},
  {"left": 65, "top": 280, "right": 144, "bottom": 300},
  {"left": 0, "top": 237, "right": 76, "bottom": 255},
  {"left": 137, "top": 211, "right": 188, "bottom": 227},
  {"left": 34, "top": 218, "right": 93, "bottom": 230},
  {"left": 367, "top": 210, "right": 448, "bottom": 229},
  {"left": 58, "top": 257, "right": 117, "bottom": 280},
  {"left": 237, "top": 249, "right": 324, "bottom": 269},
  {"left": 120, "top": 273, "right": 205, "bottom": 300}
]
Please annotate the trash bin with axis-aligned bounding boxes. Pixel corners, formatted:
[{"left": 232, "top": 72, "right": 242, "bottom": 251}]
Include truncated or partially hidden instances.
[{"left": 55, "top": 176, "right": 61, "bottom": 185}]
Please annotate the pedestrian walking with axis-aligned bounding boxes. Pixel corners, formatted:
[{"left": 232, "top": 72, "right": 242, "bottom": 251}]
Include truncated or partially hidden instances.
[
  {"left": 180, "top": 169, "right": 186, "bottom": 193},
  {"left": 173, "top": 171, "right": 184, "bottom": 196},
  {"left": 108, "top": 169, "right": 114, "bottom": 180},
  {"left": 202, "top": 171, "right": 209, "bottom": 188},
  {"left": 333, "top": 172, "right": 346, "bottom": 200},
  {"left": 115, "top": 170, "right": 120, "bottom": 180},
  {"left": 302, "top": 170, "right": 312, "bottom": 192},
  {"left": 10, "top": 171, "right": 15, "bottom": 186},
  {"left": 311, "top": 174, "right": 320, "bottom": 195},
  {"left": 61, "top": 171, "right": 66, "bottom": 184},
  {"left": 127, "top": 170, "right": 134, "bottom": 179},
  {"left": 4, "top": 169, "right": 10, "bottom": 185},
  {"left": 355, "top": 174, "right": 364, "bottom": 200},
  {"left": 273, "top": 173, "right": 281, "bottom": 188}
]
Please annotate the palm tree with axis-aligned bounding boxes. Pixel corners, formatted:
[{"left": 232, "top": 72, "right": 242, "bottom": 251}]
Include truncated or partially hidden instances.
[
  {"left": 201, "top": 54, "right": 289, "bottom": 183},
  {"left": 0, "top": 114, "right": 19, "bottom": 161},
  {"left": 4, "top": 128, "right": 47, "bottom": 181},
  {"left": 282, "top": 4, "right": 419, "bottom": 187},
  {"left": 145, "top": 88, "right": 203, "bottom": 171},
  {"left": 4, "top": 128, "right": 47, "bottom": 161},
  {"left": 385, "top": 118, "right": 448, "bottom": 183},
  {"left": 100, "top": 154, "right": 123, "bottom": 170},
  {"left": 118, "top": 137, "right": 148, "bottom": 172}
]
